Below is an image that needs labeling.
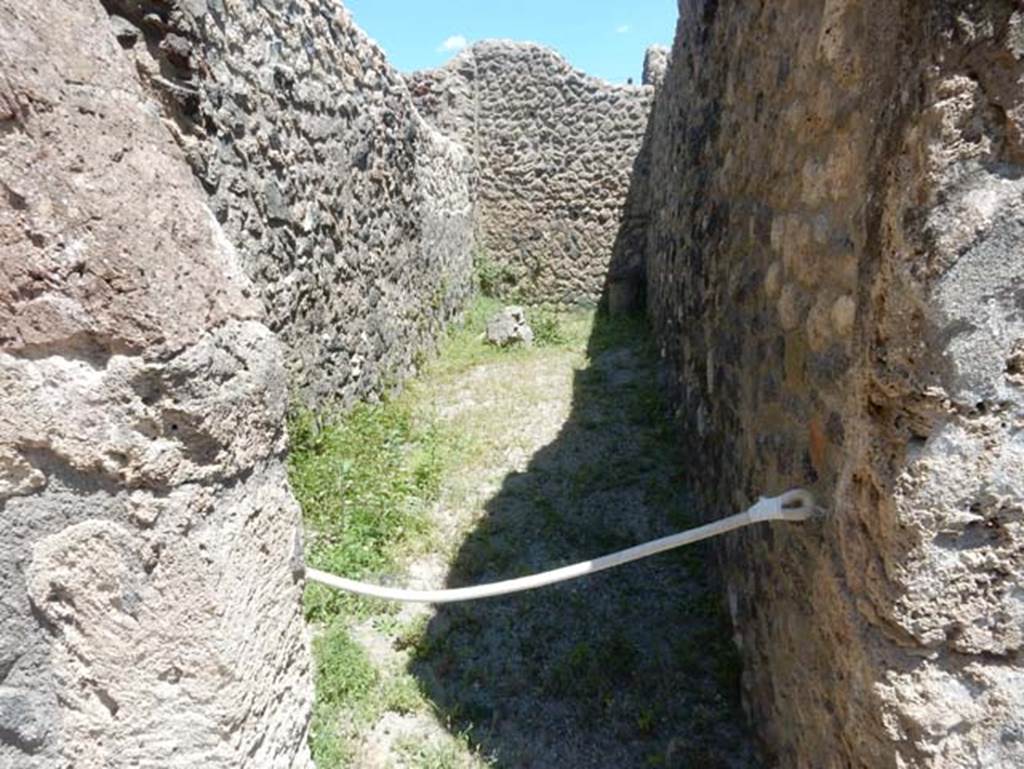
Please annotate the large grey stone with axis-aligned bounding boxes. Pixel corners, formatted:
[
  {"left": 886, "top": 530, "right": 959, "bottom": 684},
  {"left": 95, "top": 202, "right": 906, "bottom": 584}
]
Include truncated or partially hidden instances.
[
  {"left": 0, "top": 2, "right": 312, "bottom": 766},
  {"left": 485, "top": 305, "right": 534, "bottom": 347}
]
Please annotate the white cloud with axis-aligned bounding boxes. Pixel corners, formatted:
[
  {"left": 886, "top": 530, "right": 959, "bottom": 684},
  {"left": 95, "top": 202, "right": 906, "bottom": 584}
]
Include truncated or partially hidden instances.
[
  {"left": 437, "top": 35, "right": 468, "bottom": 53},
  {"left": 615, "top": 24, "right": 631, "bottom": 34}
]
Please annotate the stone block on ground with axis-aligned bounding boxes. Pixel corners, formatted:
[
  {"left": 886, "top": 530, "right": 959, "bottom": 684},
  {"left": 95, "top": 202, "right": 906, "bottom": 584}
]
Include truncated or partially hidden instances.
[{"left": 486, "top": 306, "right": 534, "bottom": 347}]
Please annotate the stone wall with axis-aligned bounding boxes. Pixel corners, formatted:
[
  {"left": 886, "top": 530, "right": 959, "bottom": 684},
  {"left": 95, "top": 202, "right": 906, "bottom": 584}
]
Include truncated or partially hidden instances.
[
  {"left": 640, "top": 1, "right": 1024, "bottom": 766},
  {"left": 0, "top": 2, "right": 312, "bottom": 766},
  {"left": 102, "top": 0, "right": 476, "bottom": 407},
  {"left": 410, "top": 42, "right": 654, "bottom": 304}
]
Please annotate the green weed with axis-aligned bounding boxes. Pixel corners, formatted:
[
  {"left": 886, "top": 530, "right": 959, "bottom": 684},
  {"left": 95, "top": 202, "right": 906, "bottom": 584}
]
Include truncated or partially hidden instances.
[
  {"left": 636, "top": 705, "right": 657, "bottom": 736},
  {"left": 288, "top": 400, "right": 446, "bottom": 621},
  {"left": 314, "top": 623, "right": 378, "bottom": 707},
  {"left": 308, "top": 624, "right": 377, "bottom": 767},
  {"left": 529, "top": 308, "right": 567, "bottom": 347},
  {"left": 426, "top": 296, "right": 521, "bottom": 377}
]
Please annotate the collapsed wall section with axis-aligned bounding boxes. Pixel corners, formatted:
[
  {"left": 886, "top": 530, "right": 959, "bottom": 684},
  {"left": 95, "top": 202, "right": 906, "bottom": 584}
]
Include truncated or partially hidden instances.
[
  {"left": 0, "top": 2, "right": 312, "bottom": 766},
  {"left": 410, "top": 42, "right": 654, "bottom": 305},
  {"left": 103, "top": 0, "right": 476, "bottom": 407},
  {"left": 640, "top": 1, "right": 1024, "bottom": 766}
]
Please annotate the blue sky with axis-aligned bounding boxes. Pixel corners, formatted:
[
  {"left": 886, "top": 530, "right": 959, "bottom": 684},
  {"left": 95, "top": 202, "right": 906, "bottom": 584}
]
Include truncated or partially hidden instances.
[{"left": 343, "top": 0, "right": 678, "bottom": 84}]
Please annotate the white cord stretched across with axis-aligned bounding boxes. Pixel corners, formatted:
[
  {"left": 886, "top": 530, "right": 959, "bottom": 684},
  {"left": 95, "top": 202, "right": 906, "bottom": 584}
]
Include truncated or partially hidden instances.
[{"left": 305, "top": 488, "right": 816, "bottom": 604}]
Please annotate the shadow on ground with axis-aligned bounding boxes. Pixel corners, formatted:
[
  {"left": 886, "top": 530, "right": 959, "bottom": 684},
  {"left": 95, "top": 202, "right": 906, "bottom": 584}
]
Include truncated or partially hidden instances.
[{"left": 410, "top": 309, "right": 759, "bottom": 769}]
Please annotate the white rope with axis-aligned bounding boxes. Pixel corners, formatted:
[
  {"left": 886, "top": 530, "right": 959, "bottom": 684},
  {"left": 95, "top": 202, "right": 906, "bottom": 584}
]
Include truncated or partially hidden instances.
[{"left": 305, "top": 488, "right": 816, "bottom": 604}]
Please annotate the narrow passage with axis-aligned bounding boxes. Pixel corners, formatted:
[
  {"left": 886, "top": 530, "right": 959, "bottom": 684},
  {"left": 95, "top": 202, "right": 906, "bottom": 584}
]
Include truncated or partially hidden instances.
[{"left": 290, "top": 299, "right": 759, "bottom": 769}]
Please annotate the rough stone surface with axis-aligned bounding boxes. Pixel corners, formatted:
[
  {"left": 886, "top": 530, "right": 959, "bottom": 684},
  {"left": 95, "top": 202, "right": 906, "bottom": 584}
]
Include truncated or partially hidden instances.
[
  {"left": 638, "top": 1, "right": 1024, "bottom": 766},
  {"left": 100, "top": 0, "right": 476, "bottom": 408},
  {"left": 485, "top": 306, "right": 533, "bottom": 347},
  {"left": 0, "top": 2, "right": 312, "bottom": 767},
  {"left": 410, "top": 42, "right": 655, "bottom": 305},
  {"left": 642, "top": 45, "right": 670, "bottom": 87}
]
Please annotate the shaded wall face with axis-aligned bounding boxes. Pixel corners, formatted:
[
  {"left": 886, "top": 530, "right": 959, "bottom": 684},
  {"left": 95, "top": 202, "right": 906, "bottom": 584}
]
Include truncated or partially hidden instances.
[
  {"left": 103, "top": 0, "right": 476, "bottom": 408},
  {"left": 642, "top": 0, "right": 1024, "bottom": 766},
  {"left": 411, "top": 43, "right": 655, "bottom": 305},
  {"left": 0, "top": 1, "right": 312, "bottom": 766}
]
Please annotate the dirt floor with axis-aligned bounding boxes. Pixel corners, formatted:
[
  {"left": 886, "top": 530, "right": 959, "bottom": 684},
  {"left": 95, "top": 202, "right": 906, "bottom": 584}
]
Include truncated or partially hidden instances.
[{"left": 299, "top": 305, "right": 760, "bottom": 769}]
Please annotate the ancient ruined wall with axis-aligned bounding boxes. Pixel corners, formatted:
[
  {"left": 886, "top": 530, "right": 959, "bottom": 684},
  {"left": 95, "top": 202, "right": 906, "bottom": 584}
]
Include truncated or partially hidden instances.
[
  {"left": 0, "top": 2, "right": 312, "bottom": 767},
  {"left": 410, "top": 42, "right": 654, "bottom": 304},
  {"left": 606, "top": 45, "right": 670, "bottom": 314},
  {"left": 103, "top": 0, "right": 475, "bottom": 407},
  {"left": 641, "top": 1, "right": 1024, "bottom": 767}
]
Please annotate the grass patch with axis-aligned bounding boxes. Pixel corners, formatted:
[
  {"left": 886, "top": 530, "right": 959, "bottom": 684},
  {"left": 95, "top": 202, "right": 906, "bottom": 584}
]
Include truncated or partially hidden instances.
[
  {"left": 289, "top": 399, "right": 447, "bottom": 623},
  {"left": 395, "top": 732, "right": 494, "bottom": 769},
  {"left": 308, "top": 620, "right": 437, "bottom": 767},
  {"left": 545, "top": 630, "right": 639, "bottom": 701},
  {"left": 290, "top": 400, "right": 452, "bottom": 765},
  {"left": 308, "top": 623, "right": 377, "bottom": 766},
  {"left": 587, "top": 310, "right": 651, "bottom": 356},
  {"left": 425, "top": 297, "right": 591, "bottom": 380},
  {"left": 529, "top": 307, "right": 567, "bottom": 348},
  {"left": 314, "top": 623, "right": 378, "bottom": 707},
  {"left": 426, "top": 296, "right": 518, "bottom": 378}
]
